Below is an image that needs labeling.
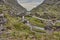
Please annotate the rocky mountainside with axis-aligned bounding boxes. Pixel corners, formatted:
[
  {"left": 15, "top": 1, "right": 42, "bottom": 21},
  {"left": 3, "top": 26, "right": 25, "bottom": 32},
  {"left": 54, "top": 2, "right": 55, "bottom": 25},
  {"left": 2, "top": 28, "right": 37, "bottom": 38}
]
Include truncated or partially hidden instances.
[
  {"left": 43, "top": 0, "right": 60, "bottom": 5},
  {"left": 0, "top": 0, "right": 60, "bottom": 40},
  {"left": 31, "top": 0, "right": 60, "bottom": 19},
  {"left": 0, "top": 0, "right": 27, "bottom": 13}
]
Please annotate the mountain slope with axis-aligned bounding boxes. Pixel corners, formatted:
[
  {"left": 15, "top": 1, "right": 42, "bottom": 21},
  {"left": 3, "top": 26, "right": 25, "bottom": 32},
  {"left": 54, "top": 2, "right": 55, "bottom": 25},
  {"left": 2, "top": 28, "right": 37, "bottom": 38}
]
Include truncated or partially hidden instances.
[
  {"left": 2, "top": 0, "right": 27, "bottom": 13},
  {"left": 0, "top": 0, "right": 60, "bottom": 40},
  {"left": 31, "top": 0, "right": 60, "bottom": 19}
]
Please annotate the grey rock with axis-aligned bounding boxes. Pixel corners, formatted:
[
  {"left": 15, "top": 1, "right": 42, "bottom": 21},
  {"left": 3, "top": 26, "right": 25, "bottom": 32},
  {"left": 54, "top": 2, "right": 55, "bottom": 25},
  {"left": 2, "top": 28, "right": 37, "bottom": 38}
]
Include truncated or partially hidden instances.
[{"left": 0, "top": 14, "right": 4, "bottom": 18}]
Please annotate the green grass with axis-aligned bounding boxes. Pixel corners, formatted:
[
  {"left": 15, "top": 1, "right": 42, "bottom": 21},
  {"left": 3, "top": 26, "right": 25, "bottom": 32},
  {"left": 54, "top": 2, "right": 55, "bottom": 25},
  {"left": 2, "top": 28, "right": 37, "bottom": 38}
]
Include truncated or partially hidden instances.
[
  {"left": 0, "top": 4, "right": 60, "bottom": 40},
  {"left": 31, "top": 3, "right": 60, "bottom": 19},
  {"left": 25, "top": 16, "right": 45, "bottom": 28},
  {"left": 55, "top": 22, "right": 60, "bottom": 26}
]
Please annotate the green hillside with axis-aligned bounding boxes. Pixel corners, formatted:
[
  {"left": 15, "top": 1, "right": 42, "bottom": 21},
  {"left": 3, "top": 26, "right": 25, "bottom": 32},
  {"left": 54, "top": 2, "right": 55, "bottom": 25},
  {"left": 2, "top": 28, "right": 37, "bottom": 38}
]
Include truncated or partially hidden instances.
[
  {"left": 31, "top": 0, "right": 60, "bottom": 20},
  {"left": 0, "top": 0, "right": 60, "bottom": 40}
]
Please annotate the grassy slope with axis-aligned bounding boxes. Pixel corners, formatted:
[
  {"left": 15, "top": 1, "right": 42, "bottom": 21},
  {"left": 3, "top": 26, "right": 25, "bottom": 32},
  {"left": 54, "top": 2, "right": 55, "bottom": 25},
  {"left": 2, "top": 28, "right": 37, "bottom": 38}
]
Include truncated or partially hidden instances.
[
  {"left": 31, "top": 0, "right": 60, "bottom": 20},
  {"left": 0, "top": 3, "right": 60, "bottom": 40},
  {"left": 0, "top": 4, "right": 46, "bottom": 40},
  {"left": 31, "top": 0, "right": 60, "bottom": 27},
  {"left": 25, "top": 16, "right": 45, "bottom": 28}
]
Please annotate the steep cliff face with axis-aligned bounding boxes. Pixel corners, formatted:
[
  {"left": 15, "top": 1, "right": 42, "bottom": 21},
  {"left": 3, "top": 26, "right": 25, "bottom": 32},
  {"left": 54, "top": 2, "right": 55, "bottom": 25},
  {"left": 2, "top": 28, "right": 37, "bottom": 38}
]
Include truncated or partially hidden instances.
[{"left": 31, "top": 0, "right": 60, "bottom": 19}]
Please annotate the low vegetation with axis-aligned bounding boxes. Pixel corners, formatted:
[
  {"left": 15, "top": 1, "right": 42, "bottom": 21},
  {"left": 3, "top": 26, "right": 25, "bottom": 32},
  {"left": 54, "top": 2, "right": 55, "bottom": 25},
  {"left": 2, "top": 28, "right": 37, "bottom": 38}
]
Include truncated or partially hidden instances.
[{"left": 0, "top": 1, "right": 60, "bottom": 40}]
